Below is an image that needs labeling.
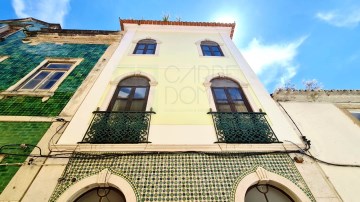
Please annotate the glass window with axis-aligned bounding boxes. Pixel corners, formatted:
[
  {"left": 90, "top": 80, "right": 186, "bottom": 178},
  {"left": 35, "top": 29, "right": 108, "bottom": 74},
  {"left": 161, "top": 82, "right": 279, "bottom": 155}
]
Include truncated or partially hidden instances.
[
  {"left": 19, "top": 62, "right": 72, "bottom": 91},
  {"left": 245, "top": 184, "right": 294, "bottom": 202},
  {"left": 108, "top": 76, "right": 150, "bottom": 111},
  {"left": 75, "top": 187, "right": 126, "bottom": 202},
  {"left": 200, "top": 41, "right": 224, "bottom": 56},
  {"left": 211, "top": 78, "right": 252, "bottom": 112},
  {"left": 349, "top": 111, "right": 360, "bottom": 121},
  {"left": 133, "top": 39, "right": 157, "bottom": 55}
]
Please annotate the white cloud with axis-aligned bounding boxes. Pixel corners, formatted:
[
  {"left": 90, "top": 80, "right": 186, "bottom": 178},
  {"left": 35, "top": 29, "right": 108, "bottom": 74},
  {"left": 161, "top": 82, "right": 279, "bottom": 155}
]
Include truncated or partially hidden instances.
[
  {"left": 316, "top": 8, "right": 360, "bottom": 28},
  {"left": 12, "top": 0, "right": 70, "bottom": 25},
  {"left": 242, "top": 36, "right": 307, "bottom": 88}
]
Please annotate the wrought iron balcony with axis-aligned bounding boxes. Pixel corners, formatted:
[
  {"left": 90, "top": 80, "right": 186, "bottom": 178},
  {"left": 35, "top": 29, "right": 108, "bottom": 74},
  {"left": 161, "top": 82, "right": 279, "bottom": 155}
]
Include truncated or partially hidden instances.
[
  {"left": 81, "top": 111, "right": 155, "bottom": 144},
  {"left": 208, "top": 112, "right": 280, "bottom": 143}
]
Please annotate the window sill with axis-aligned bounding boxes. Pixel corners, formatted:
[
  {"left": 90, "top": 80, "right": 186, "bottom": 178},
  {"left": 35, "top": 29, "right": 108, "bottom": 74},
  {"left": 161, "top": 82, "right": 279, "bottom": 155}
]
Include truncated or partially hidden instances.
[
  {"left": 128, "top": 53, "right": 159, "bottom": 57},
  {"left": 0, "top": 91, "right": 54, "bottom": 102}
]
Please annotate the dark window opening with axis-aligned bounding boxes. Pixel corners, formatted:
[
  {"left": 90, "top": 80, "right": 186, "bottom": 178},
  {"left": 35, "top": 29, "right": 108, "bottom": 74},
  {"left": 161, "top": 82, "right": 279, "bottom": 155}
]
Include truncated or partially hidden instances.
[
  {"left": 201, "top": 40, "right": 224, "bottom": 56},
  {"left": 133, "top": 39, "right": 157, "bottom": 54},
  {"left": 108, "top": 76, "right": 150, "bottom": 111},
  {"left": 211, "top": 78, "right": 252, "bottom": 112}
]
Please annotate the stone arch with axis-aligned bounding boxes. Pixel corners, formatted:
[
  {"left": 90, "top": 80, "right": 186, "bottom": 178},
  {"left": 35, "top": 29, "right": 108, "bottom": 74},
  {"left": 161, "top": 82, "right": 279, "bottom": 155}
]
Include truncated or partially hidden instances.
[
  {"left": 57, "top": 169, "right": 137, "bottom": 202},
  {"left": 234, "top": 167, "right": 310, "bottom": 202}
]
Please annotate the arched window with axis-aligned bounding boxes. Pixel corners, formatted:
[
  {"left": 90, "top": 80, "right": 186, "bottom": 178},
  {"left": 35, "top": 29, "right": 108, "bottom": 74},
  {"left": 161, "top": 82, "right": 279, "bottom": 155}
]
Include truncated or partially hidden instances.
[
  {"left": 108, "top": 76, "right": 150, "bottom": 111},
  {"left": 200, "top": 40, "right": 224, "bottom": 56},
  {"left": 245, "top": 184, "right": 294, "bottom": 202},
  {"left": 75, "top": 187, "right": 126, "bottom": 202},
  {"left": 133, "top": 39, "right": 157, "bottom": 54},
  {"left": 211, "top": 78, "right": 252, "bottom": 112}
]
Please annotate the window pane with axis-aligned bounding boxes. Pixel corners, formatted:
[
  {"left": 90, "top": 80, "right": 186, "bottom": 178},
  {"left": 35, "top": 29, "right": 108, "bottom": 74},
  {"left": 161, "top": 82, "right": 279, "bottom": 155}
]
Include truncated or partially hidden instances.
[
  {"left": 213, "top": 51, "right": 222, "bottom": 56},
  {"left": 118, "top": 87, "right": 132, "bottom": 98},
  {"left": 21, "top": 71, "right": 50, "bottom": 89},
  {"left": 201, "top": 45, "right": 210, "bottom": 51},
  {"left": 39, "top": 80, "right": 57, "bottom": 90},
  {"left": 228, "top": 88, "right": 242, "bottom": 100},
  {"left": 46, "top": 63, "right": 71, "bottom": 69},
  {"left": 234, "top": 102, "right": 248, "bottom": 112},
  {"left": 213, "top": 88, "right": 227, "bottom": 100},
  {"left": 112, "top": 100, "right": 127, "bottom": 111},
  {"left": 22, "top": 80, "right": 42, "bottom": 89},
  {"left": 137, "top": 44, "right": 145, "bottom": 49},
  {"left": 203, "top": 51, "right": 212, "bottom": 56},
  {"left": 134, "top": 87, "right": 147, "bottom": 98},
  {"left": 50, "top": 71, "right": 65, "bottom": 80},
  {"left": 38, "top": 72, "right": 65, "bottom": 90},
  {"left": 135, "top": 50, "right": 143, "bottom": 54},
  {"left": 351, "top": 112, "right": 360, "bottom": 121},
  {"left": 211, "top": 46, "right": 220, "bottom": 51},
  {"left": 145, "top": 49, "right": 155, "bottom": 54},
  {"left": 130, "top": 100, "right": 145, "bottom": 111},
  {"left": 33, "top": 71, "right": 50, "bottom": 80},
  {"left": 147, "top": 44, "right": 155, "bottom": 49},
  {"left": 217, "top": 104, "right": 232, "bottom": 112}
]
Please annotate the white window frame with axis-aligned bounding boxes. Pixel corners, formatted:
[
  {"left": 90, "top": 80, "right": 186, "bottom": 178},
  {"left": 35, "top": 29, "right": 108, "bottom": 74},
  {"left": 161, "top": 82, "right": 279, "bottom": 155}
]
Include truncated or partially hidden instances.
[
  {"left": 0, "top": 58, "right": 83, "bottom": 100},
  {"left": 0, "top": 56, "right": 9, "bottom": 62}
]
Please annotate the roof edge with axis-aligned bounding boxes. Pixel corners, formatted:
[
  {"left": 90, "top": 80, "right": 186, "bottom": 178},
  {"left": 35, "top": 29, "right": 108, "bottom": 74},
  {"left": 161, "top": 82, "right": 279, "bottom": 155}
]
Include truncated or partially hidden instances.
[{"left": 119, "top": 19, "right": 236, "bottom": 38}]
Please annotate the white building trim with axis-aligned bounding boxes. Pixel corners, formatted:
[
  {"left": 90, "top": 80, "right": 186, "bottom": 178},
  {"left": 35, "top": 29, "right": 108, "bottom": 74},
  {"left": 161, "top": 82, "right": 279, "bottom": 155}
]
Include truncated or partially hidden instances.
[
  {"left": 234, "top": 167, "right": 310, "bottom": 202},
  {"left": 219, "top": 32, "right": 301, "bottom": 143},
  {"left": 57, "top": 30, "right": 136, "bottom": 144},
  {"left": 56, "top": 169, "right": 136, "bottom": 202}
]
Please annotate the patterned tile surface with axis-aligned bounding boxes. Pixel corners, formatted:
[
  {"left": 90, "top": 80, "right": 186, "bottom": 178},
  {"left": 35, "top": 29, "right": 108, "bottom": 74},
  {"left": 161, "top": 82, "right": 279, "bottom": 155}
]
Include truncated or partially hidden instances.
[
  {"left": 50, "top": 152, "right": 315, "bottom": 202},
  {"left": 0, "top": 31, "right": 108, "bottom": 116},
  {"left": 0, "top": 122, "right": 51, "bottom": 193}
]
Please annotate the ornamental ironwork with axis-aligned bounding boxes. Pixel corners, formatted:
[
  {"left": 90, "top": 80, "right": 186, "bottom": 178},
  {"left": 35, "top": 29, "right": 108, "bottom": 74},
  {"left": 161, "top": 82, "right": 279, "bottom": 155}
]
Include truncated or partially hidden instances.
[
  {"left": 208, "top": 112, "right": 279, "bottom": 143},
  {"left": 81, "top": 111, "right": 155, "bottom": 143}
]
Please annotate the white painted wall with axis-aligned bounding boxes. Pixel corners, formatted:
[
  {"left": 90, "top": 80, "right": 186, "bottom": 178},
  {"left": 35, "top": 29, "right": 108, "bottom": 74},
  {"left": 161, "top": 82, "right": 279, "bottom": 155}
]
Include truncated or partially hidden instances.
[{"left": 279, "top": 102, "right": 360, "bottom": 202}]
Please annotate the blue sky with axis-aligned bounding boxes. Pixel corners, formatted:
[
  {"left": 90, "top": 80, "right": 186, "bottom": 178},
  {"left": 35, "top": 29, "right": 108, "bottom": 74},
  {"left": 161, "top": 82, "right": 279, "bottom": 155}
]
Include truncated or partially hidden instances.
[{"left": 1, "top": 0, "right": 360, "bottom": 91}]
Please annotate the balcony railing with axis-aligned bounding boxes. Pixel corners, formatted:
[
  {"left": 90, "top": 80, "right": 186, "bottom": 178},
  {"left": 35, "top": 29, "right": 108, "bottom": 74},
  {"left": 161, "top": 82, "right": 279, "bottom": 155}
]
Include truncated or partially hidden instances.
[
  {"left": 208, "top": 112, "right": 280, "bottom": 143},
  {"left": 81, "top": 111, "right": 155, "bottom": 144}
]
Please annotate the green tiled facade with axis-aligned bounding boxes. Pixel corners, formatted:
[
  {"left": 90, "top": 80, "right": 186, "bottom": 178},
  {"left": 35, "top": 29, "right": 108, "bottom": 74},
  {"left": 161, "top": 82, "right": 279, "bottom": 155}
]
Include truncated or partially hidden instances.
[
  {"left": 50, "top": 152, "right": 315, "bottom": 202},
  {"left": 0, "top": 122, "right": 51, "bottom": 193},
  {"left": 0, "top": 30, "right": 108, "bottom": 116}
]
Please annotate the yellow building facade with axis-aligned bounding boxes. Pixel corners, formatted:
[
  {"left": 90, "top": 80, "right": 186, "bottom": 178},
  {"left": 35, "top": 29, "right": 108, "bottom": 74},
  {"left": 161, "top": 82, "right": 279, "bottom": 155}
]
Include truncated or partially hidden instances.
[{"left": 4, "top": 19, "right": 343, "bottom": 201}]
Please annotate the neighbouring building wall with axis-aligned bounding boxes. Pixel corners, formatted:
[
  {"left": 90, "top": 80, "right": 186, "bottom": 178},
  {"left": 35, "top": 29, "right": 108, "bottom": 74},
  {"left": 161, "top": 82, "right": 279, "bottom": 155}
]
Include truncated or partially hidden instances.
[
  {"left": 273, "top": 90, "right": 360, "bottom": 202},
  {"left": 0, "top": 18, "right": 119, "bottom": 200},
  {"left": 0, "top": 31, "right": 109, "bottom": 116},
  {"left": 0, "top": 122, "right": 51, "bottom": 192}
]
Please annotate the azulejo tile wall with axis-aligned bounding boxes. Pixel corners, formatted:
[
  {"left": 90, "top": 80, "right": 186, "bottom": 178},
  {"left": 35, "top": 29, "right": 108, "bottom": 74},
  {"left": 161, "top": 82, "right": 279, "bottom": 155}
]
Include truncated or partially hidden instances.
[
  {"left": 0, "top": 122, "right": 51, "bottom": 193},
  {"left": 0, "top": 31, "right": 108, "bottom": 116},
  {"left": 50, "top": 152, "right": 315, "bottom": 202}
]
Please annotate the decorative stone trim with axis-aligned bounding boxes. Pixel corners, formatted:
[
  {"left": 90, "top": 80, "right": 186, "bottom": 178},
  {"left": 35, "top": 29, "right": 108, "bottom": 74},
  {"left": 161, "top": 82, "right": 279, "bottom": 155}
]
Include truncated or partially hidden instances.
[
  {"left": 234, "top": 167, "right": 312, "bottom": 202},
  {"left": 0, "top": 55, "right": 9, "bottom": 62},
  {"left": 120, "top": 19, "right": 236, "bottom": 38},
  {"left": 0, "top": 58, "right": 83, "bottom": 100},
  {"left": 56, "top": 169, "right": 137, "bottom": 202},
  {"left": 50, "top": 153, "right": 314, "bottom": 202}
]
